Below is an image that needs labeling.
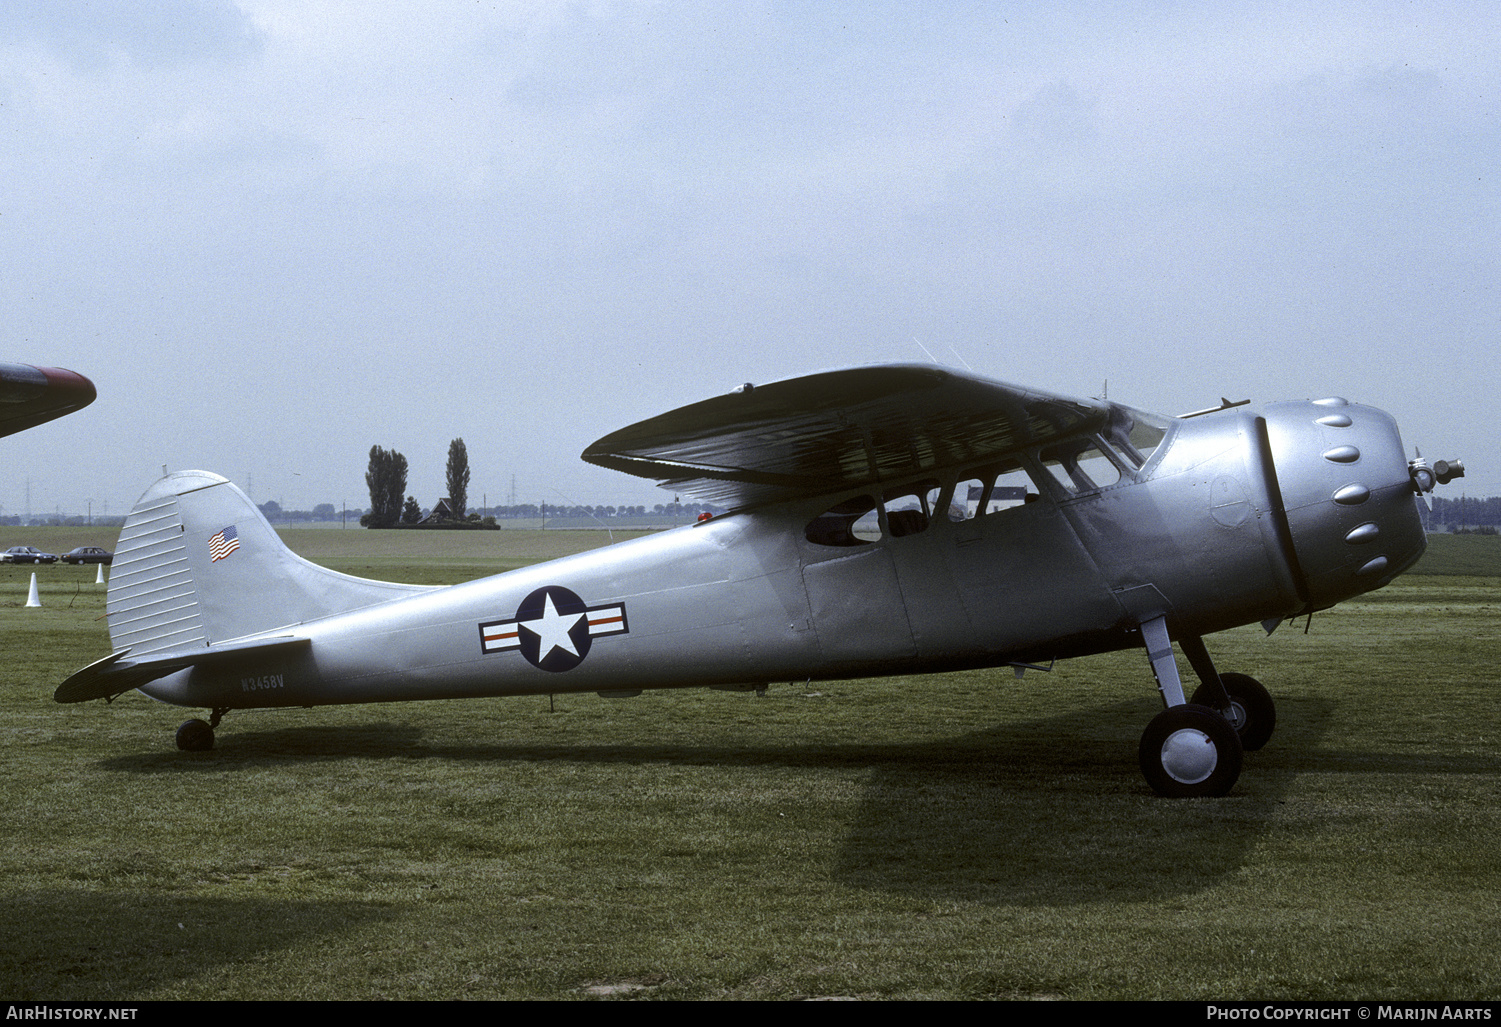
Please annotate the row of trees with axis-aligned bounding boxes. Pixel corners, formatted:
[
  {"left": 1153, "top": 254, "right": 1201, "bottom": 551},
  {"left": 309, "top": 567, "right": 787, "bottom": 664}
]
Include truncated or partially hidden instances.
[
  {"left": 359, "top": 438, "right": 730, "bottom": 528},
  {"left": 256, "top": 501, "right": 340, "bottom": 523},
  {"left": 363, "top": 439, "right": 471, "bottom": 528},
  {"left": 1423, "top": 495, "right": 1501, "bottom": 533}
]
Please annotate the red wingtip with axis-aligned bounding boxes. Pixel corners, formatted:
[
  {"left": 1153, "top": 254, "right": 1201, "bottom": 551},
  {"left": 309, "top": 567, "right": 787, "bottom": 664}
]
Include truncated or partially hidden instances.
[{"left": 0, "top": 362, "right": 97, "bottom": 437}]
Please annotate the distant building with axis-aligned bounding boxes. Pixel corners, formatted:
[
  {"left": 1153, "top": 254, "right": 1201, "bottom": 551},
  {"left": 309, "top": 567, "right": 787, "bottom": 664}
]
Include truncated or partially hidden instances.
[
  {"left": 967, "top": 483, "right": 1029, "bottom": 516},
  {"left": 418, "top": 497, "right": 453, "bottom": 524}
]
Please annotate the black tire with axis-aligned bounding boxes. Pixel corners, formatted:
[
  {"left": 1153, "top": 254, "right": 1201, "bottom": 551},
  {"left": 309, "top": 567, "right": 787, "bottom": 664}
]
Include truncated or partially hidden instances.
[
  {"left": 1139, "top": 704, "right": 1243, "bottom": 797},
  {"left": 1191, "top": 672, "right": 1276, "bottom": 752},
  {"left": 176, "top": 719, "right": 215, "bottom": 752}
]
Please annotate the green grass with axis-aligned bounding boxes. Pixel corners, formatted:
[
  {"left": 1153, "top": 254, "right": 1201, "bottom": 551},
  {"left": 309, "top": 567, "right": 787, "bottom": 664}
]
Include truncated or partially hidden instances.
[
  {"left": 1411, "top": 531, "right": 1501, "bottom": 576},
  {"left": 0, "top": 530, "right": 1497, "bottom": 999}
]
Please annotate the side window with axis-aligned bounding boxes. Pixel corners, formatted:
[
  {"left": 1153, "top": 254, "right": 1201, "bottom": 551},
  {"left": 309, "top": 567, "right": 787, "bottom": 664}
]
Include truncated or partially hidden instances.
[
  {"left": 883, "top": 482, "right": 938, "bottom": 538},
  {"left": 1039, "top": 441, "right": 1122, "bottom": 494},
  {"left": 989, "top": 464, "right": 1036, "bottom": 512},
  {"left": 924, "top": 484, "right": 943, "bottom": 521},
  {"left": 805, "top": 495, "right": 881, "bottom": 547},
  {"left": 1077, "top": 442, "right": 1122, "bottom": 489},
  {"left": 947, "top": 477, "right": 987, "bottom": 522}
]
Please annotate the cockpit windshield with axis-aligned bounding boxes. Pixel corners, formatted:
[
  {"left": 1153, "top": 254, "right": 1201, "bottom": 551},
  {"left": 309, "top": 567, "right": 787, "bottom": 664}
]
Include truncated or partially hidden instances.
[{"left": 1105, "top": 404, "right": 1171, "bottom": 470}]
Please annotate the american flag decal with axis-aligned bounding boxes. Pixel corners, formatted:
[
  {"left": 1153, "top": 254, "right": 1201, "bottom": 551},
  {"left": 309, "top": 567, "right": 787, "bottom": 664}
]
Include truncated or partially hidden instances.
[{"left": 208, "top": 525, "right": 240, "bottom": 562}]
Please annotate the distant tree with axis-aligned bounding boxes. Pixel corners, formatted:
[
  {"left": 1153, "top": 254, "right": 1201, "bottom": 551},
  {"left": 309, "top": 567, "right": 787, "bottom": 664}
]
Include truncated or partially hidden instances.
[
  {"left": 258, "top": 499, "right": 282, "bottom": 521},
  {"left": 402, "top": 495, "right": 422, "bottom": 525},
  {"left": 363, "top": 445, "right": 407, "bottom": 528},
  {"left": 312, "top": 503, "right": 337, "bottom": 521},
  {"left": 446, "top": 438, "right": 471, "bottom": 521}
]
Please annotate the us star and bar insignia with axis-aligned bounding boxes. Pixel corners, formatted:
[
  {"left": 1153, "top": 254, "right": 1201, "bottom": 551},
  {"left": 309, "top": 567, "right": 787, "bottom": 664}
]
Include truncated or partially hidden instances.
[{"left": 479, "top": 585, "right": 628, "bottom": 672}]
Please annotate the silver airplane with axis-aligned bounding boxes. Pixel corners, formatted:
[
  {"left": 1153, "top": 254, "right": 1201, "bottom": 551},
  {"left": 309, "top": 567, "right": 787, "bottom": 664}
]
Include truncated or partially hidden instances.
[{"left": 57, "top": 364, "right": 1464, "bottom": 796}]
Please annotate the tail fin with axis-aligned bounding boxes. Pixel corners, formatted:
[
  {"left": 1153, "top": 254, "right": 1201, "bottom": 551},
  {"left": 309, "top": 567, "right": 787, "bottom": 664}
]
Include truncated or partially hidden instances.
[{"left": 107, "top": 470, "right": 435, "bottom": 657}]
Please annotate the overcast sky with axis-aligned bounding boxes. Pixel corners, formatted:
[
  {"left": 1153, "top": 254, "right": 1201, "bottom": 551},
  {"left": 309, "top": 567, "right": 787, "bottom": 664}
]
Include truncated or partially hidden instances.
[{"left": 2, "top": 1, "right": 1495, "bottom": 519}]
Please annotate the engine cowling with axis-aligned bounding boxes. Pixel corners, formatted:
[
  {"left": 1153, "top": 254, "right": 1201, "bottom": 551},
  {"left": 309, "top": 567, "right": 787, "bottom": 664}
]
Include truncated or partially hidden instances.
[{"left": 1261, "top": 398, "right": 1427, "bottom": 612}]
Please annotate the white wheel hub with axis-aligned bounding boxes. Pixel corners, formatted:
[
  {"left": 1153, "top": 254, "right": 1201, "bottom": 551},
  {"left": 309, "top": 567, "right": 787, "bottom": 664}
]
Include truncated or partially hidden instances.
[{"left": 1160, "top": 727, "right": 1219, "bottom": 785}]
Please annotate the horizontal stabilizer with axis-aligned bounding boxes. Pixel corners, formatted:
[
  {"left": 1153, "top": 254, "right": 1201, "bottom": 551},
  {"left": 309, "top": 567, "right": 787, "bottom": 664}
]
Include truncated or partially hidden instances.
[{"left": 54, "top": 636, "right": 311, "bottom": 704}]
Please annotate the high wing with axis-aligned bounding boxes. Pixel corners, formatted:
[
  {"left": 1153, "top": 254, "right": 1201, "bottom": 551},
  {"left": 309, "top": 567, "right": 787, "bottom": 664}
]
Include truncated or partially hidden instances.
[
  {"left": 0, "top": 363, "right": 96, "bottom": 438},
  {"left": 582, "top": 363, "right": 1111, "bottom": 506}
]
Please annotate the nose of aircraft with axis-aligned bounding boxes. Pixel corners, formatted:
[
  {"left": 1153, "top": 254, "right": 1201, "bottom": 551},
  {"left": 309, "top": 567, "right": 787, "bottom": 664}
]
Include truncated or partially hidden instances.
[{"left": 1261, "top": 399, "right": 1435, "bottom": 612}]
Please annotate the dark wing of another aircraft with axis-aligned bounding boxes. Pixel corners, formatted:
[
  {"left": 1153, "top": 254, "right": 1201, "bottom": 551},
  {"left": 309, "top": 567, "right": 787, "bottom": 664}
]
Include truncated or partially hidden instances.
[
  {"left": 582, "top": 363, "right": 1110, "bottom": 506},
  {"left": 0, "top": 363, "right": 96, "bottom": 438}
]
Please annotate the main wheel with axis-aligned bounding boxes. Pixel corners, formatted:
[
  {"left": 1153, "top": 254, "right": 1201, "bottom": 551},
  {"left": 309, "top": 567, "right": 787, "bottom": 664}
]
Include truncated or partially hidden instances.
[
  {"left": 176, "top": 718, "right": 215, "bottom": 751},
  {"left": 1139, "top": 704, "right": 1243, "bottom": 797},
  {"left": 1191, "top": 672, "right": 1276, "bottom": 751}
]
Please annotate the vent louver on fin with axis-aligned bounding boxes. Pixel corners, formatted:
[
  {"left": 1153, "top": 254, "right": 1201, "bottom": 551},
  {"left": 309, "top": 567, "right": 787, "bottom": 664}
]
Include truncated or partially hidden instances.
[{"left": 105, "top": 492, "right": 206, "bottom": 657}]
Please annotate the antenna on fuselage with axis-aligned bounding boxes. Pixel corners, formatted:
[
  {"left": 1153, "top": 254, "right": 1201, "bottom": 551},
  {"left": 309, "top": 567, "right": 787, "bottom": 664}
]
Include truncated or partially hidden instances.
[{"left": 1178, "top": 397, "right": 1250, "bottom": 419}]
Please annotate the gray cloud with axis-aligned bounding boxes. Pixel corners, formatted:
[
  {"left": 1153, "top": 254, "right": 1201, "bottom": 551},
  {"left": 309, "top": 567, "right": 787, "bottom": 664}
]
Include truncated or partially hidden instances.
[{"left": 1, "top": 0, "right": 1494, "bottom": 515}]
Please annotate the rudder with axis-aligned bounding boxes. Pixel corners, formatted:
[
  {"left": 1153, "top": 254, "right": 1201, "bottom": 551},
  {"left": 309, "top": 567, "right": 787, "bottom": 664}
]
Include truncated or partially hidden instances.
[{"left": 107, "top": 470, "right": 435, "bottom": 657}]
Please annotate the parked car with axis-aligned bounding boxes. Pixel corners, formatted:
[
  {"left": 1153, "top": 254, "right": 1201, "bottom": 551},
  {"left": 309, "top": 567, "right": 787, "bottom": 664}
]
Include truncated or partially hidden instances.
[
  {"left": 3, "top": 546, "right": 58, "bottom": 564},
  {"left": 61, "top": 546, "right": 113, "bottom": 565}
]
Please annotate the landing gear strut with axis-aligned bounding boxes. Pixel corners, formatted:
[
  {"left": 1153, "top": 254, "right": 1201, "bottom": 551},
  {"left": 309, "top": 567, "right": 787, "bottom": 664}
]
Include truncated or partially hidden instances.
[
  {"left": 1135, "top": 617, "right": 1276, "bottom": 797},
  {"left": 175, "top": 708, "right": 228, "bottom": 751}
]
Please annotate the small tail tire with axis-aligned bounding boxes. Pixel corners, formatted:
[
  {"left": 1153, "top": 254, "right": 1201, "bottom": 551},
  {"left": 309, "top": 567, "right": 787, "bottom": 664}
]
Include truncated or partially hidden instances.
[
  {"left": 176, "top": 718, "right": 215, "bottom": 751},
  {"left": 1191, "top": 672, "right": 1276, "bottom": 751},
  {"left": 1139, "top": 704, "right": 1243, "bottom": 797}
]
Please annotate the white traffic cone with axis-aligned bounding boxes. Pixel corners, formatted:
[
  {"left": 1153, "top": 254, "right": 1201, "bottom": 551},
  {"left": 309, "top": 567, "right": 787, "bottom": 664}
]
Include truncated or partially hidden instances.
[
  {"left": 25, "top": 572, "right": 40, "bottom": 608},
  {"left": 95, "top": 563, "right": 106, "bottom": 585}
]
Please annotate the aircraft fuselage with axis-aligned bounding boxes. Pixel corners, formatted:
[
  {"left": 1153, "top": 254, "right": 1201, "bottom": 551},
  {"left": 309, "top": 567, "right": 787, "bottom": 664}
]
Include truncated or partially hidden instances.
[{"left": 136, "top": 397, "right": 1425, "bottom": 711}]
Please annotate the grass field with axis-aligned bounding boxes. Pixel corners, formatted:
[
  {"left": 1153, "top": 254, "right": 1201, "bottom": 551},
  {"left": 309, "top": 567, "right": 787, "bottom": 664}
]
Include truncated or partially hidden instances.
[{"left": 1, "top": 528, "right": 1497, "bottom": 1000}]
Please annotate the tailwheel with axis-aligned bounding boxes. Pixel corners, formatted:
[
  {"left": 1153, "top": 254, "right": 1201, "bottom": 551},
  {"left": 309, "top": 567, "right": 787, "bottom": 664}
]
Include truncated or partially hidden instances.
[
  {"left": 1191, "top": 672, "right": 1276, "bottom": 751},
  {"left": 176, "top": 718, "right": 215, "bottom": 751},
  {"left": 1139, "top": 703, "right": 1243, "bottom": 797}
]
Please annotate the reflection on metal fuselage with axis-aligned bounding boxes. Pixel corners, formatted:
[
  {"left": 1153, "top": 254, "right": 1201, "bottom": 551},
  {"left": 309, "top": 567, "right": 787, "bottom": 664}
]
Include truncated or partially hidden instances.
[
  {"left": 802, "top": 397, "right": 1425, "bottom": 675},
  {"left": 135, "top": 397, "right": 1427, "bottom": 712}
]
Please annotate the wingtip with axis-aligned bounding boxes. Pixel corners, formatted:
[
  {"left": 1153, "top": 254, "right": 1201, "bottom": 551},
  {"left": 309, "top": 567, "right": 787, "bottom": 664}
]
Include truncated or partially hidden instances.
[
  {"left": 0, "top": 362, "right": 97, "bottom": 437},
  {"left": 35, "top": 365, "right": 98, "bottom": 406}
]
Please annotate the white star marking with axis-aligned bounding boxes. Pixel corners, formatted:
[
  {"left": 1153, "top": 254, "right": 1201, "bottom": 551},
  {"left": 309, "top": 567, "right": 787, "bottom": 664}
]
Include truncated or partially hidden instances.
[{"left": 520, "top": 592, "right": 586, "bottom": 661}]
